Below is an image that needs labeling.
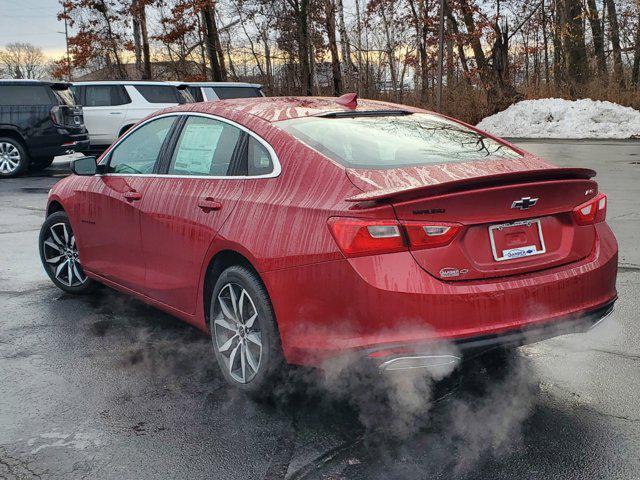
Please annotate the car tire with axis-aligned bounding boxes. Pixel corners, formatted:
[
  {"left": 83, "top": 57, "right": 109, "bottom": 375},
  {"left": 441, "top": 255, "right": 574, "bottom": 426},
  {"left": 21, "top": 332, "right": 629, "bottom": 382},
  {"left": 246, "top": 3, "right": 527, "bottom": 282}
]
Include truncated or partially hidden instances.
[
  {"left": 0, "top": 136, "right": 29, "bottom": 178},
  {"left": 209, "top": 265, "right": 284, "bottom": 397},
  {"left": 39, "top": 211, "right": 95, "bottom": 294},
  {"left": 29, "top": 156, "right": 55, "bottom": 171}
]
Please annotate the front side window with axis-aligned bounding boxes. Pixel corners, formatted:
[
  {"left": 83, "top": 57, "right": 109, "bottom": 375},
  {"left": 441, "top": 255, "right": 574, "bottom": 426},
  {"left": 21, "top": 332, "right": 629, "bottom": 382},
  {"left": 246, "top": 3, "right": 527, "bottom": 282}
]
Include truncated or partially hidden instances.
[
  {"left": 108, "top": 116, "right": 175, "bottom": 174},
  {"left": 276, "top": 113, "right": 522, "bottom": 169},
  {"left": 83, "top": 85, "right": 130, "bottom": 107},
  {"left": 168, "top": 116, "right": 241, "bottom": 176}
]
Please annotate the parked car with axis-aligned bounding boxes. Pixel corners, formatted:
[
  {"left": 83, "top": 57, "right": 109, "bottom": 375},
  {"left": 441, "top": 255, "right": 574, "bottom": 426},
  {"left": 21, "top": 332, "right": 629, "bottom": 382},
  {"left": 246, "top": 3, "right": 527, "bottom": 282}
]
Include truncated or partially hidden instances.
[
  {"left": 175, "top": 82, "right": 264, "bottom": 102},
  {"left": 70, "top": 81, "right": 194, "bottom": 149},
  {"left": 0, "top": 79, "right": 89, "bottom": 178},
  {"left": 39, "top": 96, "right": 618, "bottom": 396}
]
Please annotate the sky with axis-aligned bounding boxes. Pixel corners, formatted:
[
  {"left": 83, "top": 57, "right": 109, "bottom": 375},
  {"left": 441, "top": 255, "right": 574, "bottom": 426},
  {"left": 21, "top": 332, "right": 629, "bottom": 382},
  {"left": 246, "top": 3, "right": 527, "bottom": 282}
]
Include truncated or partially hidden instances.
[{"left": 0, "top": 0, "right": 68, "bottom": 58}]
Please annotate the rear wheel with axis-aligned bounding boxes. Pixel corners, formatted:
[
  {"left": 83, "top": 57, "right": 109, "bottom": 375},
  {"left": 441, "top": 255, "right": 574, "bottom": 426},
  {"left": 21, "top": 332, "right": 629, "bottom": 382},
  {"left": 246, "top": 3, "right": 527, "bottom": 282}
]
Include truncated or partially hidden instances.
[
  {"left": 29, "top": 156, "right": 55, "bottom": 171},
  {"left": 209, "top": 265, "right": 284, "bottom": 397},
  {"left": 0, "top": 137, "right": 28, "bottom": 178},
  {"left": 39, "top": 211, "right": 94, "bottom": 294}
]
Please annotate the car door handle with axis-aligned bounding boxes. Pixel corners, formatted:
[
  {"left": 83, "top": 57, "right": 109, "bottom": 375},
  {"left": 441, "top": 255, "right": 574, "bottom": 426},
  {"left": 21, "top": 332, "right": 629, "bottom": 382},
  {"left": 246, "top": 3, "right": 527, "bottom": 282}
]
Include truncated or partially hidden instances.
[
  {"left": 198, "top": 197, "right": 222, "bottom": 212},
  {"left": 110, "top": 111, "right": 123, "bottom": 115},
  {"left": 124, "top": 191, "right": 142, "bottom": 201}
]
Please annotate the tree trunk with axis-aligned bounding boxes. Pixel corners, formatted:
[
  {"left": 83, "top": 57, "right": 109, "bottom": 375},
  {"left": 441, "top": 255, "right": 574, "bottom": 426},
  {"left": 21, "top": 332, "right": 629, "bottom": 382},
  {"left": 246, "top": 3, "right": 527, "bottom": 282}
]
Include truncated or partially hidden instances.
[
  {"left": 336, "top": 0, "right": 354, "bottom": 89},
  {"left": 292, "top": 0, "right": 313, "bottom": 95},
  {"left": 585, "top": 0, "right": 607, "bottom": 75},
  {"left": 563, "top": 0, "right": 588, "bottom": 88},
  {"left": 407, "top": 0, "right": 429, "bottom": 105},
  {"left": 131, "top": 0, "right": 142, "bottom": 77},
  {"left": 201, "top": 2, "right": 225, "bottom": 81},
  {"left": 324, "top": 0, "right": 343, "bottom": 95},
  {"left": 541, "top": 0, "right": 549, "bottom": 84},
  {"left": 138, "top": 1, "right": 152, "bottom": 80},
  {"left": 605, "top": 0, "right": 624, "bottom": 85},
  {"left": 445, "top": 6, "right": 471, "bottom": 81},
  {"left": 632, "top": 0, "right": 640, "bottom": 86},
  {"left": 211, "top": 5, "right": 228, "bottom": 81}
]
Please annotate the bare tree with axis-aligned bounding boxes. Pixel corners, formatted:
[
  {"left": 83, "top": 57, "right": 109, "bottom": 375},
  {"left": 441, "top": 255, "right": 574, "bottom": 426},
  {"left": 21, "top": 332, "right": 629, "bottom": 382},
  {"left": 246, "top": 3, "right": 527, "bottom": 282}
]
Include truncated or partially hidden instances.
[{"left": 0, "top": 42, "right": 49, "bottom": 79}]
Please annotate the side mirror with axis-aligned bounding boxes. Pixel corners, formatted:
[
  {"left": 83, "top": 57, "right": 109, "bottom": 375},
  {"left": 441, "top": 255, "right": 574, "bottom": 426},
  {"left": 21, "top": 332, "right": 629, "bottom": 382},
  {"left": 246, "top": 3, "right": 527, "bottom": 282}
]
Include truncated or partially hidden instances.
[{"left": 70, "top": 156, "right": 98, "bottom": 176}]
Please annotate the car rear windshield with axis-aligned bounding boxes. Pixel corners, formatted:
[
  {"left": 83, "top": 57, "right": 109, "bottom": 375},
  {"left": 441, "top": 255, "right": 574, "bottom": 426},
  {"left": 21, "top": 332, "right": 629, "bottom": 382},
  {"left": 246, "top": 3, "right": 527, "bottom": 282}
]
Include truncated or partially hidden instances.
[
  {"left": 135, "top": 85, "right": 187, "bottom": 104},
  {"left": 213, "top": 86, "right": 262, "bottom": 99},
  {"left": 276, "top": 113, "right": 522, "bottom": 169},
  {"left": 52, "top": 88, "right": 76, "bottom": 106},
  {"left": 0, "top": 85, "right": 53, "bottom": 106}
]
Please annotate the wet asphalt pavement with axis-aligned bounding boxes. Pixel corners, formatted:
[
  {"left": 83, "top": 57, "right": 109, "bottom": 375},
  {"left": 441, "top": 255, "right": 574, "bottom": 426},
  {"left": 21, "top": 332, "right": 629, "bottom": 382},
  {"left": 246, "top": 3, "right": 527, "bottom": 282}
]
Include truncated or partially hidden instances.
[{"left": 1, "top": 140, "right": 639, "bottom": 480}]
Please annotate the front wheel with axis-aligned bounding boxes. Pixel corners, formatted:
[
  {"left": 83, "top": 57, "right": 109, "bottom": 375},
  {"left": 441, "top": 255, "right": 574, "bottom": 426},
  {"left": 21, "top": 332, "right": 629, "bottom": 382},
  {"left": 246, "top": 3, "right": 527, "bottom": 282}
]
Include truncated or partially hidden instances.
[
  {"left": 39, "top": 211, "right": 94, "bottom": 294},
  {"left": 209, "top": 265, "right": 284, "bottom": 397}
]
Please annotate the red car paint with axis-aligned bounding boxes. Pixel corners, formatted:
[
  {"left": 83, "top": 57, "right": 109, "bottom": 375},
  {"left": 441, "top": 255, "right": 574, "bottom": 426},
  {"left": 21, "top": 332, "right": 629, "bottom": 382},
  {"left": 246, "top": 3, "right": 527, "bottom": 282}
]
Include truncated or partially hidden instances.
[{"left": 47, "top": 97, "right": 618, "bottom": 366}]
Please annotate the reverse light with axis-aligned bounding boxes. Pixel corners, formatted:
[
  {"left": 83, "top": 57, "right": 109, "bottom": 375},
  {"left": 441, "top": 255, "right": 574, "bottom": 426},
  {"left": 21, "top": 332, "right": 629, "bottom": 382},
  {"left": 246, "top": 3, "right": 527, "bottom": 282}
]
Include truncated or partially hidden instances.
[
  {"left": 328, "top": 218, "right": 406, "bottom": 257},
  {"left": 328, "top": 218, "right": 464, "bottom": 257},
  {"left": 403, "top": 221, "right": 462, "bottom": 249},
  {"left": 573, "top": 193, "right": 607, "bottom": 225}
]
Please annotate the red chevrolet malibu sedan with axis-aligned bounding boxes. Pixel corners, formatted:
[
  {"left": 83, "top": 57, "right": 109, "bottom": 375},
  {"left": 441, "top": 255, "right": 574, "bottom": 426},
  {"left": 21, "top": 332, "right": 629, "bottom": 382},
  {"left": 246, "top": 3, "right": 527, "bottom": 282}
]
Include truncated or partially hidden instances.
[{"left": 39, "top": 96, "right": 618, "bottom": 394}]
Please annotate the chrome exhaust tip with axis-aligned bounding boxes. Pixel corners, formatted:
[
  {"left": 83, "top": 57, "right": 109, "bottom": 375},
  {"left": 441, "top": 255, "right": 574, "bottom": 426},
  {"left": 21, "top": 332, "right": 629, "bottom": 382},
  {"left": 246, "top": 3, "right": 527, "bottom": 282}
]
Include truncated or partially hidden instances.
[{"left": 378, "top": 354, "right": 461, "bottom": 372}]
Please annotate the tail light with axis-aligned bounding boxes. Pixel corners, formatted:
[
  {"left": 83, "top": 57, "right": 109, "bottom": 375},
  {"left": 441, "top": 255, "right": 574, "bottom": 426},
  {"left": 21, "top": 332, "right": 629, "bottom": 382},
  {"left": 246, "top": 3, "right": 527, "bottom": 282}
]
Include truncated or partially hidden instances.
[
  {"left": 403, "top": 221, "right": 462, "bottom": 249},
  {"left": 327, "top": 218, "right": 405, "bottom": 257},
  {"left": 50, "top": 105, "right": 65, "bottom": 127},
  {"left": 328, "top": 217, "right": 463, "bottom": 257},
  {"left": 573, "top": 193, "right": 607, "bottom": 225}
]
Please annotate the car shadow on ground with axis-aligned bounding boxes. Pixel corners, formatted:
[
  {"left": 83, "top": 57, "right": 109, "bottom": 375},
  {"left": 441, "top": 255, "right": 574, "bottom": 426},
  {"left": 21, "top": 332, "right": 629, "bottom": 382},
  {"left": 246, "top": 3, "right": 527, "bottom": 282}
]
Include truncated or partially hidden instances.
[{"left": 47, "top": 286, "right": 609, "bottom": 480}]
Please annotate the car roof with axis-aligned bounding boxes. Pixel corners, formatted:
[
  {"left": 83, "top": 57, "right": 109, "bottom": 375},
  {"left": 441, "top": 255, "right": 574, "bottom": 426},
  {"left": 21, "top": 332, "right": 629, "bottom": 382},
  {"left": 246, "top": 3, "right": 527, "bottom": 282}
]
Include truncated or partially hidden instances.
[
  {"left": 177, "top": 82, "right": 262, "bottom": 88},
  {"left": 169, "top": 96, "right": 425, "bottom": 123},
  {"left": 72, "top": 81, "right": 181, "bottom": 86},
  {"left": 0, "top": 78, "right": 71, "bottom": 88}
]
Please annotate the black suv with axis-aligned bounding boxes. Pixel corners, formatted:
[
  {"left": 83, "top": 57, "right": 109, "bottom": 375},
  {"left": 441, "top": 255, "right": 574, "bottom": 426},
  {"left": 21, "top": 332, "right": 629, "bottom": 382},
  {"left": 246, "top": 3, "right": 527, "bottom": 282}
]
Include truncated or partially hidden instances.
[{"left": 0, "top": 79, "right": 90, "bottom": 178}]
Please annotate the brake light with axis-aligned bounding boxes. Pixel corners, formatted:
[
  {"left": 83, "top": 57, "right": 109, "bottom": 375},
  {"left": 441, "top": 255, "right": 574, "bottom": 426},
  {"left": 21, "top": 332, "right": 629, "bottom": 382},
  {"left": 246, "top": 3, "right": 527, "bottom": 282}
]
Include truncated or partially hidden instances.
[
  {"left": 403, "top": 221, "right": 462, "bottom": 249},
  {"left": 327, "top": 217, "right": 406, "bottom": 257},
  {"left": 328, "top": 218, "right": 464, "bottom": 257},
  {"left": 573, "top": 193, "right": 607, "bottom": 225},
  {"left": 50, "top": 106, "right": 65, "bottom": 127}
]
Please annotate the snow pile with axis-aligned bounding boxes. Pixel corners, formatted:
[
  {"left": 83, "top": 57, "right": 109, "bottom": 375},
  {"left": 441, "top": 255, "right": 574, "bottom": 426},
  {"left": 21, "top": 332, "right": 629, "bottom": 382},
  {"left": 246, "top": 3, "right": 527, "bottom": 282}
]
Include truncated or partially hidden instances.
[{"left": 476, "top": 98, "right": 640, "bottom": 139}]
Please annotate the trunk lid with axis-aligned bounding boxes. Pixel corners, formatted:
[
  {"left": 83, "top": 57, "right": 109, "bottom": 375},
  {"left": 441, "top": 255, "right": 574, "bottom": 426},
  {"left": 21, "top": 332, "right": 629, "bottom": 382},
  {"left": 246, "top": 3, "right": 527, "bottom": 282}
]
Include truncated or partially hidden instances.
[{"left": 346, "top": 162, "right": 598, "bottom": 281}]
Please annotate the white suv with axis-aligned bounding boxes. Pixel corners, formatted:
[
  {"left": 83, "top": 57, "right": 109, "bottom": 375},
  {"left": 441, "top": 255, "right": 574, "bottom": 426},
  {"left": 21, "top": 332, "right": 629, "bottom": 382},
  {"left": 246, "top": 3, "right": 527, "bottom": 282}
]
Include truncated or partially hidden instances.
[
  {"left": 177, "top": 82, "right": 264, "bottom": 102},
  {"left": 71, "top": 81, "right": 193, "bottom": 147}
]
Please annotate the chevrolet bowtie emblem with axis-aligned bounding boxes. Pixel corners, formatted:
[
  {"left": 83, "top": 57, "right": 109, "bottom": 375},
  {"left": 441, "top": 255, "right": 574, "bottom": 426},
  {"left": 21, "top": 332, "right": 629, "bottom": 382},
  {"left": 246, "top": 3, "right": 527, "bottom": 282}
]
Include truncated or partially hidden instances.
[{"left": 511, "top": 197, "right": 538, "bottom": 210}]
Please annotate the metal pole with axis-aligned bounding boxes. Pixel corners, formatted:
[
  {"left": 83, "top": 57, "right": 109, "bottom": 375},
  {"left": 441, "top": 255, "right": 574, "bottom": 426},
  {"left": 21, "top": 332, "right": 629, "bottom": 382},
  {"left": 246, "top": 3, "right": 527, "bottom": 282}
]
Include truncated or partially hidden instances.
[
  {"left": 62, "top": 1, "right": 72, "bottom": 81},
  {"left": 436, "top": 0, "right": 445, "bottom": 112}
]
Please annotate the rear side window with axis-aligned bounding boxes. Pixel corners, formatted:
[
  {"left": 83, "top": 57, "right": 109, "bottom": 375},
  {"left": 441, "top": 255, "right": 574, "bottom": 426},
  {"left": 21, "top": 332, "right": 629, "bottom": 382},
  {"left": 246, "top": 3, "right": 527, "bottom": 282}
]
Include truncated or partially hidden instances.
[
  {"left": 168, "top": 116, "right": 241, "bottom": 176},
  {"left": 247, "top": 137, "right": 273, "bottom": 176},
  {"left": 213, "top": 86, "right": 262, "bottom": 99},
  {"left": 188, "top": 86, "right": 204, "bottom": 102},
  {"left": 0, "top": 85, "right": 52, "bottom": 106},
  {"left": 108, "top": 116, "right": 175, "bottom": 174},
  {"left": 135, "top": 85, "right": 184, "bottom": 104},
  {"left": 276, "top": 113, "right": 522, "bottom": 169},
  {"left": 80, "top": 85, "right": 130, "bottom": 107}
]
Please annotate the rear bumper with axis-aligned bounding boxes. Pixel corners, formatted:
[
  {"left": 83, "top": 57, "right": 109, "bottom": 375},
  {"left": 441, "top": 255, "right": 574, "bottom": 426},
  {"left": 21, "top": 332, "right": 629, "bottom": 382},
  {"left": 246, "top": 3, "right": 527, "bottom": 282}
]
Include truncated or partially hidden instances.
[
  {"left": 374, "top": 299, "right": 615, "bottom": 371},
  {"left": 28, "top": 131, "right": 90, "bottom": 158},
  {"left": 266, "top": 223, "right": 618, "bottom": 367}
]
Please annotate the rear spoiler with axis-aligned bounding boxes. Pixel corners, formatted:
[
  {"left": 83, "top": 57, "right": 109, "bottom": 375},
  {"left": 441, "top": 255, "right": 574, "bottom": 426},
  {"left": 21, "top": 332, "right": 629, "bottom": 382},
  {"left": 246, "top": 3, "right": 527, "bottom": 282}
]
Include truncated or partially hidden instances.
[{"left": 346, "top": 167, "right": 596, "bottom": 203}]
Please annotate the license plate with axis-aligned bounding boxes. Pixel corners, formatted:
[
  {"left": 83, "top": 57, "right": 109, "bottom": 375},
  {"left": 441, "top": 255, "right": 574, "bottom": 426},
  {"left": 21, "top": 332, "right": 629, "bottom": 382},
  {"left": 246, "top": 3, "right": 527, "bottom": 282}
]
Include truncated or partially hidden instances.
[{"left": 488, "top": 219, "right": 546, "bottom": 262}]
